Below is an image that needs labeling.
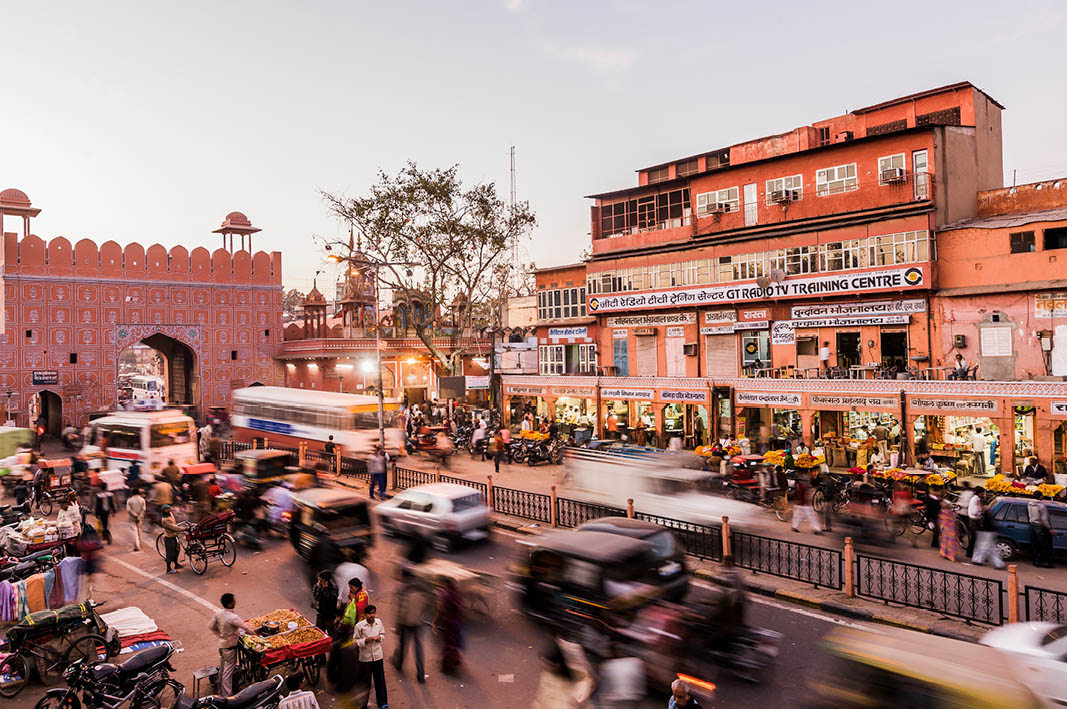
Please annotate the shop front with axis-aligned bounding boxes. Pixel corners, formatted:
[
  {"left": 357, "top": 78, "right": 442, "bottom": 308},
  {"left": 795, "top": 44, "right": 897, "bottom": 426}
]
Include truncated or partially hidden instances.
[
  {"left": 659, "top": 389, "right": 710, "bottom": 450},
  {"left": 735, "top": 391, "right": 802, "bottom": 454},
  {"left": 601, "top": 387, "right": 654, "bottom": 442},
  {"left": 909, "top": 396, "right": 1002, "bottom": 477},
  {"left": 1051, "top": 401, "right": 1067, "bottom": 479},
  {"left": 504, "top": 384, "right": 548, "bottom": 426},
  {"left": 808, "top": 394, "right": 902, "bottom": 469},
  {"left": 549, "top": 385, "right": 598, "bottom": 442}
]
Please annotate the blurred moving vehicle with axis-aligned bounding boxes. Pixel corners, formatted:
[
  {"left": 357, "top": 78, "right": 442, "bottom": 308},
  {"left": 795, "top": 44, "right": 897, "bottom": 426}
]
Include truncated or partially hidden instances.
[
  {"left": 561, "top": 448, "right": 767, "bottom": 529},
  {"left": 231, "top": 386, "right": 405, "bottom": 456},
  {"left": 129, "top": 374, "right": 165, "bottom": 401},
  {"left": 575, "top": 517, "right": 689, "bottom": 601},
  {"left": 289, "top": 488, "right": 374, "bottom": 578},
  {"left": 83, "top": 411, "right": 197, "bottom": 477},
  {"left": 232, "top": 449, "right": 294, "bottom": 488},
  {"left": 813, "top": 626, "right": 1043, "bottom": 708},
  {"left": 981, "top": 622, "right": 1067, "bottom": 706},
  {"left": 374, "top": 483, "right": 490, "bottom": 552},
  {"left": 986, "top": 497, "right": 1067, "bottom": 561}
]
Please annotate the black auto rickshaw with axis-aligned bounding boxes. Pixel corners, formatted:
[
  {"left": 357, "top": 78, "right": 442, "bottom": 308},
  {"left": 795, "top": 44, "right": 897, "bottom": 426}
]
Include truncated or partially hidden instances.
[
  {"left": 234, "top": 449, "right": 294, "bottom": 488},
  {"left": 513, "top": 529, "right": 675, "bottom": 639},
  {"left": 289, "top": 488, "right": 374, "bottom": 581}
]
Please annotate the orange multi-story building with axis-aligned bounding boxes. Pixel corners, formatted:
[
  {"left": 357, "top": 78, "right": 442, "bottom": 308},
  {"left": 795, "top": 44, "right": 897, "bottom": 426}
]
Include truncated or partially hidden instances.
[{"left": 507, "top": 82, "right": 1067, "bottom": 476}]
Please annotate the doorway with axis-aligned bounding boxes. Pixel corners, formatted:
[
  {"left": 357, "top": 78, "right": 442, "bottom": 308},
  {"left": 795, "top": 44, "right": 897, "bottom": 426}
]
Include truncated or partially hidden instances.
[
  {"left": 836, "top": 332, "right": 861, "bottom": 369},
  {"left": 34, "top": 390, "right": 63, "bottom": 436},
  {"left": 743, "top": 183, "right": 758, "bottom": 226},
  {"left": 880, "top": 331, "right": 908, "bottom": 371}
]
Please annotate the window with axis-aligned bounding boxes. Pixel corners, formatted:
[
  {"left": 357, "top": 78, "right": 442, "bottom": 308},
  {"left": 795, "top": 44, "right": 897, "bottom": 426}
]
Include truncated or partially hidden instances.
[
  {"left": 730, "top": 252, "right": 765, "bottom": 280},
  {"left": 150, "top": 422, "right": 192, "bottom": 448},
  {"left": 69, "top": 353, "right": 77, "bottom": 364},
  {"left": 537, "top": 287, "right": 585, "bottom": 320},
  {"left": 1009, "top": 231, "right": 1035, "bottom": 254},
  {"left": 612, "top": 337, "right": 629, "bottom": 376},
  {"left": 539, "top": 345, "right": 564, "bottom": 375},
  {"left": 878, "top": 154, "right": 906, "bottom": 184},
  {"left": 1045, "top": 227, "right": 1067, "bottom": 250},
  {"left": 676, "top": 159, "right": 699, "bottom": 177},
  {"left": 578, "top": 344, "right": 597, "bottom": 374},
  {"left": 817, "top": 126, "right": 831, "bottom": 147},
  {"left": 765, "top": 175, "right": 803, "bottom": 204},
  {"left": 816, "top": 163, "right": 858, "bottom": 196},
  {"left": 648, "top": 167, "right": 670, "bottom": 183},
  {"left": 769, "top": 246, "right": 817, "bottom": 275},
  {"left": 820, "top": 239, "right": 868, "bottom": 271},
  {"left": 913, "top": 150, "right": 929, "bottom": 200},
  {"left": 695, "top": 187, "right": 739, "bottom": 214},
  {"left": 870, "top": 230, "right": 930, "bottom": 266}
]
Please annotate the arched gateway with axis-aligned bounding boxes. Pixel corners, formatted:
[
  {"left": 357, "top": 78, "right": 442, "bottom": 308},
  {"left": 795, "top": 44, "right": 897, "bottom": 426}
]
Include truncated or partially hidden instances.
[{"left": 0, "top": 190, "right": 284, "bottom": 426}]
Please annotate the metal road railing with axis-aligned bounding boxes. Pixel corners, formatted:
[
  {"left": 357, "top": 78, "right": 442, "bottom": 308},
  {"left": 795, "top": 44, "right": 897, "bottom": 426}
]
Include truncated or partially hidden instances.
[
  {"left": 395, "top": 467, "right": 436, "bottom": 490},
  {"left": 492, "top": 486, "right": 552, "bottom": 524},
  {"left": 731, "top": 531, "right": 842, "bottom": 589},
  {"left": 1024, "top": 585, "right": 1067, "bottom": 623},
  {"left": 855, "top": 554, "right": 1003, "bottom": 625},
  {"left": 636, "top": 513, "right": 723, "bottom": 562},
  {"left": 555, "top": 498, "right": 627, "bottom": 528},
  {"left": 439, "top": 475, "right": 488, "bottom": 497}
]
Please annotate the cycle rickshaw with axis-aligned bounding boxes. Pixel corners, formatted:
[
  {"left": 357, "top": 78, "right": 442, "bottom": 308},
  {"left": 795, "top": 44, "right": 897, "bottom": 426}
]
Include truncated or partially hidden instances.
[
  {"left": 35, "top": 458, "right": 76, "bottom": 516},
  {"left": 154, "top": 509, "right": 237, "bottom": 575}
]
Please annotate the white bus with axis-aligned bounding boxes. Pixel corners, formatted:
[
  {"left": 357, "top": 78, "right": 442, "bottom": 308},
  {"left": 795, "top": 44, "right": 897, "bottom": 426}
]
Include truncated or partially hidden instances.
[
  {"left": 231, "top": 386, "right": 405, "bottom": 456},
  {"left": 82, "top": 410, "right": 198, "bottom": 475},
  {"left": 129, "top": 375, "right": 165, "bottom": 401}
]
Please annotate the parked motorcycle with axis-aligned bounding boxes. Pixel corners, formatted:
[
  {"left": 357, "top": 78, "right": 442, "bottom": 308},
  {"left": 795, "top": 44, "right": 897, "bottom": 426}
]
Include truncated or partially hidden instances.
[
  {"left": 174, "top": 675, "right": 284, "bottom": 709},
  {"left": 34, "top": 654, "right": 182, "bottom": 709},
  {"left": 507, "top": 438, "right": 535, "bottom": 464},
  {"left": 525, "top": 437, "right": 565, "bottom": 466},
  {"left": 0, "top": 501, "right": 31, "bottom": 528}
]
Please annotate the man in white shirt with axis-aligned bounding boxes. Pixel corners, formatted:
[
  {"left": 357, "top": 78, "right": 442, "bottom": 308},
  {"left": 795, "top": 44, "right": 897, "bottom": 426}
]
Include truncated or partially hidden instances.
[
  {"left": 965, "top": 486, "right": 984, "bottom": 557},
  {"left": 970, "top": 427, "right": 987, "bottom": 476},
  {"left": 278, "top": 674, "right": 319, "bottom": 709},
  {"left": 819, "top": 341, "right": 831, "bottom": 372},
  {"left": 354, "top": 605, "right": 388, "bottom": 709},
  {"left": 209, "top": 593, "right": 253, "bottom": 696}
]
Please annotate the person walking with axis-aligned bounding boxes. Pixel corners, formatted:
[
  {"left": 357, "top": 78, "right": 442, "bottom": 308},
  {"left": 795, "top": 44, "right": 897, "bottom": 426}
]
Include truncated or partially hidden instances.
[
  {"left": 819, "top": 341, "right": 831, "bottom": 373},
  {"left": 970, "top": 427, "right": 987, "bottom": 476},
  {"left": 532, "top": 637, "right": 595, "bottom": 709},
  {"left": 209, "top": 593, "right": 253, "bottom": 697},
  {"left": 490, "top": 430, "right": 505, "bottom": 474},
  {"left": 431, "top": 577, "right": 464, "bottom": 675},
  {"left": 311, "top": 570, "right": 339, "bottom": 633},
  {"left": 161, "top": 505, "right": 183, "bottom": 574},
  {"left": 93, "top": 486, "right": 115, "bottom": 544},
  {"left": 791, "top": 474, "right": 821, "bottom": 535},
  {"left": 391, "top": 568, "right": 429, "bottom": 683},
  {"left": 126, "top": 487, "right": 146, "bottom": 552},
  {"left": 669, "top": 679, "right": 702, "bottom": 708},
  {"left": 353, "top": 604, "right": 388, "bottom": 709},
  {"left": 367, "top": 446, "right": 388, "bottom": 501},
  {"left": 162, "top": 459, "right": 181, "bottom": 488},
  {"left": 817, "top": 471, "right": 836, "bottom": 532},
  {"left": 125, "top": 459, "right": 143, "bottom": 489},
  {"left": 971, "top": 502, "right": 1005, "bottom": 569},
  {"left": 324, "top": 435, "right": 336, "bottom": 455},
  {"left": 965, "top": 487, "right": 984, "bottom": 557},
  {"left": 340, "top": 578, "right": 370, "bottom": 638},
  {"left": 1028, "top": 497, "right": 1055, "bottom": 568},
  {"left": 938, "top": 499, "right": 960, "bottom": 562}
]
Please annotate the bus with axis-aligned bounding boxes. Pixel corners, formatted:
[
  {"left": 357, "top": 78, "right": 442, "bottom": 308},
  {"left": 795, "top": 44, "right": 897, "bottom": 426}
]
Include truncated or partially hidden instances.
[
  {"left": 82, "top": 410, "right": 198, "bottom": 475},
  {"left": 129, "top": 375, "right": 165, "bottom": 401},
  {"left": 231, "top": 386, "right": 405, "bottom": 456}
]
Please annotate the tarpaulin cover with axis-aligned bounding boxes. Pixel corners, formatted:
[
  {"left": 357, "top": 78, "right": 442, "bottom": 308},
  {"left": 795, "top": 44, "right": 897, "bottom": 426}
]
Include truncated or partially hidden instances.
[{"left": 7, "top": 601, "right": 91, "bottom": 643}]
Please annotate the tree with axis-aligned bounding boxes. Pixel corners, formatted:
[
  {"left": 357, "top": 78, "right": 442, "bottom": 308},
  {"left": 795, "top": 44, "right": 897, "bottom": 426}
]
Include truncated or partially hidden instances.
[
  {"left": 282, "top": 288, "right": 305, "bottom": 321},
  {"left": 321, "top": 162, "right": 535, "bottom": 375}
]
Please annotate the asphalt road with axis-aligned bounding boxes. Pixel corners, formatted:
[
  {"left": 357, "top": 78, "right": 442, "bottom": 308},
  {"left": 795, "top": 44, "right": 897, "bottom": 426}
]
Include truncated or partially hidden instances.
[{"left": 3, "top": 497, "right": 877, "bottom": 709}]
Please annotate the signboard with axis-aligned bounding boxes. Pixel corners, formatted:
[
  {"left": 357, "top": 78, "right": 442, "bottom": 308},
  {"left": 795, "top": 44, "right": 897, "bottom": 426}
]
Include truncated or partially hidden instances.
[
  {"left": 552, "top": 386, "right": 596, "bottom": 398},
  {"left": 505, "top": 385, "right": 546, "bottom": 395},
  {"left": 784, "top": 314, "right": 910, "bottom": 328},
  {"left": 1051, "top": 401, "right": 1067, "bottom": 418},
  {"left": 665, "top": 326, "right": 686, "bottom": 337},
  {"left": 738, "top": 309, "right": 769, "bottom": 321},
  {"left": 732, "top": 320, "right": 769, "bottom": 331},
  {"left": 612, "top": 329, "right": 628, "bottom": 339},
  {"left": 703, "top": 310, "right": 736, "bottom": 324},
  {"left": 32, "top": 370, "right": 59, "bottom": 386},
  {"left": 659, "top": 389, "right": 708, "bottom": 403},
  {"left": 980, "top": 326, "right": 1013, "bottom": 357},
  {"left": 791, "top": 299, "right": 926, "bottom": 320},
  {"left": 1035, "top": 293, "right": 1067, "bottom": 319},
  {"left": 910, "top": 397, "right": 999, "bottom": 414},
  {"left": 548, "top": 326, "right": 587, "bottom": 339},
  {"left": 810, "top": 394, "right": 899, "bottom": 410},
  {"left": 601, "top": 388, "right": 654, "bottom": 400},
  {"left": 736, "top": 392, "right": 802, "bottom": 407},
  {"left": 465, "top": 375, "right": 490, "bottom": 390},
  {"left": 701, "top": 325, "right": 735, "bottom": 335},
  {"left": 248, "top": 418, "right": 295, "bottom": 435},
  {"left": 587, "top": 266, "right": 925, "bottom": 313},
  {"left": 605, "top": 313, "right": 696, "bottom": 327},
  {"left": 771, "top": 321, "right": 795, "bottom": 345},
  {"left": 62, "top": 385, "right": 82, "bottom": 397},
  {"left": 633, "top": 328, "right": 655, "bottom": 336}
]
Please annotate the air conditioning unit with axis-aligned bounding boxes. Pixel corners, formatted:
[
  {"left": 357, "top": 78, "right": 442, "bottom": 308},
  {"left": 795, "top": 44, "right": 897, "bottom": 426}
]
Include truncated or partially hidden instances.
[
  {"left": 683, "top": 343, "right": 698, "bottom": 356},
  {"left": 716, "top": 202, "right": 733, "bottom": 213},
  {"left": 770, "top": 190, "right": 798, "bottom": 204},
  {"left": 881, "top": 167, "right": 906, "bottom": 183},
  {"left": 833, "top": 130, "right": 854, "bottom": 143},
  {"left": 703, "top": 203, "right": 726, "bottom": 214}
]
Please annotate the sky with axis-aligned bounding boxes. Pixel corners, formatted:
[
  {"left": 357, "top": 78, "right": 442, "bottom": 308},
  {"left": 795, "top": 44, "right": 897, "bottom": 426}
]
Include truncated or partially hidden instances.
[{"left": 3, "top": 0, "right": 1067, "bottom": 295}]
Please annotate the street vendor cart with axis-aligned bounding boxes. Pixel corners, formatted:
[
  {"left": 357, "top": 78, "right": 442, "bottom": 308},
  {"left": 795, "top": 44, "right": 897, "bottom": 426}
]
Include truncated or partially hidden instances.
[
  {"left": 235, "top": 609, "right": 330, "bottom": 689},
  {"left": 410, "top": 558, "right": 496, "bottom": 621}
]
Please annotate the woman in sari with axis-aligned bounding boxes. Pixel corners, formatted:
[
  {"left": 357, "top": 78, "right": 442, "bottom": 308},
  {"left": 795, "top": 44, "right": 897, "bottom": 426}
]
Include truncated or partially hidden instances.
[
  {"left": 432, "top": 577, "right": 465, "bottom": 675},
  {"left": 938, "top": 498, "right": 960, "bottom": 562}
]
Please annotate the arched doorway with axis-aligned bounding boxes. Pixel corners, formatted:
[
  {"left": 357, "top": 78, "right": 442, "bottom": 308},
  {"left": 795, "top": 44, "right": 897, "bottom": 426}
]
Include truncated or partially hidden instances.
[
  {"left": 117, "top": 335, "right": 197, "bottom": 410},
  {"left": 30, "top": 390, "right": 63, "bottom": 436}
]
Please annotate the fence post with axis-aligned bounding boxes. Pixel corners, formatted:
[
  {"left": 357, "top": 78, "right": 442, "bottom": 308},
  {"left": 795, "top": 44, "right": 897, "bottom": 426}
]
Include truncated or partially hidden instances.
[
  {"left": 487, "top": 475, "right": 495, "bottom": 511},
  {"left": 434, "top": 466, "right": 441, "bottom": 484},
  {"left": 626, "top": 498, "right": 634, "bottom": 518},
  {"left": 335, "top": 452, "right": 341, "bottom": 478},
  {"left": 298, "top": 441, "right": 305, "bottom": 467},
  {"left": 550, "top": 485, "right": 558, "bottom": 528},
  {"left": 843, "top": 536, "right": 855, "bottom": 598},
  {"left": 253, "top": 439, "right": 258, "bottom": 450},
  {"left": 721, "top": 516, "right": 731, "bottom": 558},
  {"left": 264, "top": 438, "right": 269, "bottom": 449},
  {"left": 1008, "top": 564, "right": 1020, "bottom": 623}
]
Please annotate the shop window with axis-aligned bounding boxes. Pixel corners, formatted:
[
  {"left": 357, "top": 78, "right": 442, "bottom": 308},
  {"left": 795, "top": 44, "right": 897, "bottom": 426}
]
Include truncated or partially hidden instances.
[
  {"left": 1045, "top": 227, "right": 1067, "bottom": 250},
  {"left": 1009, "top": 231, "right": 1035, "bottom": 254},
  {"left": 796, "top": 336, "right": 817, "bottom": 356}
]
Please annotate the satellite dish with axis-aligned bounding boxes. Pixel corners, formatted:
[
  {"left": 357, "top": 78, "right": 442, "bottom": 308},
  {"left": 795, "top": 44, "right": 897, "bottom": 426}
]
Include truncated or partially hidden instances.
[
  {"left": 770, "top": 269, "right": 786, "bottom": 283},
  {"left": 756, "top": 276, "right": 771, "bottom": 290}
]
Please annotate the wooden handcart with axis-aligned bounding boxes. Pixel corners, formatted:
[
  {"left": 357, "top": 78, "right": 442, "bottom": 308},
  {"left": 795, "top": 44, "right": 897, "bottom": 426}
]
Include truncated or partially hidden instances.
[{"left": 235, "top": 609, "right": 330, "bottom": 690}]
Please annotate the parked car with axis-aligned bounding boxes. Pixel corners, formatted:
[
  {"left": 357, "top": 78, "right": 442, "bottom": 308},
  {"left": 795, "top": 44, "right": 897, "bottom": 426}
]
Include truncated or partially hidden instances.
[
  {"left": 289, "top": 488, "right": 374, "bottom": 577},
  {"left": 981, "top": 622, "right": 1067, "bottom": 707},
  {"left": 987, "top": 497, "right": 1067, "bottom": 560},
  {"left": 575, "top": 517, "right": 690, "bottom": 601},
  {"left": 373, "top": 483, "right": 490, "bottom": 552}
]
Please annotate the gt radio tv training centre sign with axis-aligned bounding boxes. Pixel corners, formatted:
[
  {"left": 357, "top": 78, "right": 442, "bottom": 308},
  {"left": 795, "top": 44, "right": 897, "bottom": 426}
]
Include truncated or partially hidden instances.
[{"left": 587, "top": 267, "right": 924, "bottom": 313}]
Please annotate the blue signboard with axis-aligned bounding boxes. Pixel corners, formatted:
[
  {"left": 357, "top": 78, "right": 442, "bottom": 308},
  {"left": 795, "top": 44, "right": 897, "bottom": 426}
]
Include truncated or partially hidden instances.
[{"left": 248, "top": 418, "right": 295, "bottom": 435}]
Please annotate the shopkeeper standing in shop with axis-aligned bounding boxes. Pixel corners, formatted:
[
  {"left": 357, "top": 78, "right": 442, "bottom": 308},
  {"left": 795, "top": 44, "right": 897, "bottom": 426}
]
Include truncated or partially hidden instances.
[{"left": 970, "top": 427, "right": 988, "bottom": 476}]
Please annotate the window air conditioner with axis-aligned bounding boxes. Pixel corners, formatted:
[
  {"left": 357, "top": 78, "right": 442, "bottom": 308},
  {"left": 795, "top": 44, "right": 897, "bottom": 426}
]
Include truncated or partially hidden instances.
[
  {"left": 703, "top": 203, "right": 726, "bottom": 214},
  {"left": 881, "top": 168, "right": 906, "bottom": 183},
  {"left": 770, "top": 190, "right": 797, "bottom": 204},
  {"left": 682, "top": 343, "right": 698, "bottom": 356}
]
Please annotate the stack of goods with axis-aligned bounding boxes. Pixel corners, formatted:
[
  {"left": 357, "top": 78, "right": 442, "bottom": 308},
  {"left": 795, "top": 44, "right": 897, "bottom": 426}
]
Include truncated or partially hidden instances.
[
  {"left": 985, "top": 474, "right": 1065, "bottom": 500},
  {"left": 241, "top": 609, "right": 328, "bottom": 663},
  {"left": 518, "top": 431, "right": 549, "bottom": 441},
  {"left": 100, "top": 606, "right": 176, "bottom": 654},
  {"left": 1, "top": 517, "right": 76, "bottom": 556},
  {"left": 0, "top": 556, "right": 85, "bottom": 621}
]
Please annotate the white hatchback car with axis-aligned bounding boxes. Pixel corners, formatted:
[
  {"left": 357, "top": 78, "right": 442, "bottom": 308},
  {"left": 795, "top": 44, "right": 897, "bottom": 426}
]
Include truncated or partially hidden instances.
[
  {"left": 373, "top": 483, "right": 491, "bottom": 552},
  {"left": 981, "top": 622, "right": 1067, "bottom": 706}
]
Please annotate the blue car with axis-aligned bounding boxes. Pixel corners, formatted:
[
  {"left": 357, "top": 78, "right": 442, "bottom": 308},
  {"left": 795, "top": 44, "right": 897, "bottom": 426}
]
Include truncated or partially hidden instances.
[{"left": 988, "top": 497, "right": 1067, "bottom": 560}]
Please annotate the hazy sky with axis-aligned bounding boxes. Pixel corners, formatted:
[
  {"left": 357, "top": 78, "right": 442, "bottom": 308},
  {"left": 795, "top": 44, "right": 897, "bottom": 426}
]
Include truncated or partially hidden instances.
[{"left": 3, "top": 1, "right": 1066, "bottom": 294}]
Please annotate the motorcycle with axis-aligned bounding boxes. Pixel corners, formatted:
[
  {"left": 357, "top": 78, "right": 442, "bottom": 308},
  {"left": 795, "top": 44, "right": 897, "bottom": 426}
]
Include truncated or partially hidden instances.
[
  {"left": 0, "top": 501, "right": 32, "bottom": 528},
  {"left": 174, "top": 674, "right": 284, "bottom": 709},
  {"left": 468, "top": 435, "right": 489, "bottom": 459},
  {"left": 507, "top": 438, "right": 536, "bottom": 464},
  {"left": 62, "top": 427, "right": 84, "bottom": 451},
  {"left": 34, "top": 654, "right": 182, "bottom": 709},
  {"left": 525, "top": 437, "right": 565, "bottom": 466}
]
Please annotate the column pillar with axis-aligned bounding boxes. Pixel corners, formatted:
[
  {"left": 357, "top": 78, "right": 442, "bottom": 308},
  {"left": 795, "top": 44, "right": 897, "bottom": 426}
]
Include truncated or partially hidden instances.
[
  {"left": 653, "top": 403, "right": 666, "bottom": 449},
  {"left": 998, "top": 416, "right": 1013, "bottom": 475},
  {"left": 543, "top": 397, "right": 557, "bottom": 424},
  {"left": 800, "top": 409, "right": 816, "bottom": 448}
]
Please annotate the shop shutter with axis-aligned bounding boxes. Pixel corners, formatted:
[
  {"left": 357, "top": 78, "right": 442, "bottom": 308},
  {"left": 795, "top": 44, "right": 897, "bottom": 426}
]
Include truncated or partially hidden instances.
[
  {"left": 705, "top": 334, "right": 736, "bottom": 377},
  {"left": 636, "top": 335, "right": 657, "bottom": 376},
  {"left": 666, "top": 336, "right": 685, "bottom": 377}
]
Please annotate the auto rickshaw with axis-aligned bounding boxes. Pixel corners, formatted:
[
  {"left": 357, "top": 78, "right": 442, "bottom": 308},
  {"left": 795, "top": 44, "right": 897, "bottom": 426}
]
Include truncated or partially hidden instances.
[
  {"left": 233, "top": 449, "right": 295, "bottom": 488},
  {"left": 813, "top": 626, "right": 1044, "bottom": 708}
]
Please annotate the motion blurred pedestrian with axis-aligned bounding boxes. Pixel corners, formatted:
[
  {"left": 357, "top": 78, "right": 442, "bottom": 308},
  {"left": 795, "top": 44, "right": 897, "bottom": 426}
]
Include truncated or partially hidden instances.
[
  {"left": 938, "top": 498, "right": 960, "bottom": 562},
  {"left": 668, "top": 678, "right": 702, "bottom": 708},
  {"left": 971, "top": 501, "right": 1005, "bottom": 569},
  {"left": 965, "top": 487, "right": 983, "bottom": 557},
  {"left": 391, "top": 568, "right": 429, "bottom": 682},
  {"left": 1028, "top": 497, "right": 1055, "bottom": 568},
  {"left": 161, "top": 504, "right": 183, "bottom": 574},
  {"left": 791, "top": 474, "right": 821, "bottom": 535},
  {"left": 126, "top": 486, "right": 145, "bottom": 552},
  {"left": 490, "top": 430, "right": 505, "bottom": 473},
  {"left": 367, "top": 446, "right": 388, "bottom": 500},
  {"left": 532, "top": 637, "right": 594, "bottom": 709},
  {"left": 432, "top": 577, "right": 464, "bottom": 675},
  {"left": 312, "top": 570, "right": 339, "bottom": 633}
]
